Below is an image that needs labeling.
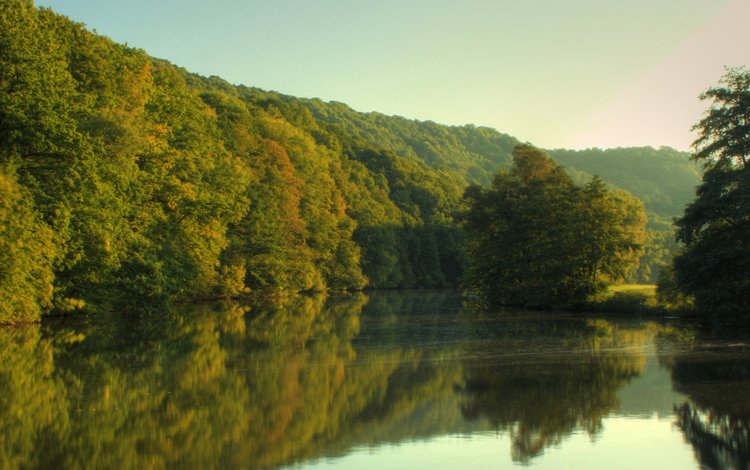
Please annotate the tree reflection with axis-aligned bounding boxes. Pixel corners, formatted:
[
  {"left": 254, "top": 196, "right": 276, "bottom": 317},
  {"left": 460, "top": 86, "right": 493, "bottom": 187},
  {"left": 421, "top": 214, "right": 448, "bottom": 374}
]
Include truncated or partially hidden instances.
[
  {"left": 35, "top": 302, "right": 253, "bottom": 469},
  {"left": 0, "top": 293, "right": 464, "bottom": 469},
  {"left": 670, "top": 350, "right": 750, "bottom": 470},
  {"left": 231, "top": 292, "right": 464, "bottom": 467},
  {"left": 0, "top": 295, "right": 700, "bottom": 469},
  {"left": 459, "top": 318, "right": 657, "bottom": 463},
  {"left": 0, "top": 327, "right": 69, "bottom": 469}
]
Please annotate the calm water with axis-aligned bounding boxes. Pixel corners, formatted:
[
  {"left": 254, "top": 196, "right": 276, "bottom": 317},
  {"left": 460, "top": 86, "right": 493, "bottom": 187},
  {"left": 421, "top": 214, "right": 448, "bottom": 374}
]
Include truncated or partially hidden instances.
[{"left": 2, "top": 291, "right": 749, "bottom": 469}]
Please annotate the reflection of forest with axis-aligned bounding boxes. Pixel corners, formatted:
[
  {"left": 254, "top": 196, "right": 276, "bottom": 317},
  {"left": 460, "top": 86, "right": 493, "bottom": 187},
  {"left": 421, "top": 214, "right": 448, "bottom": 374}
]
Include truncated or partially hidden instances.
[
  {"left": 668, "top": 348, "right": 750, "bottom": 470},
  {"left": 0, "top": 292, "right": 726, "bottom": 469},
  {"left": 0, "top": 293, "right": 467, "bottom": 469}
]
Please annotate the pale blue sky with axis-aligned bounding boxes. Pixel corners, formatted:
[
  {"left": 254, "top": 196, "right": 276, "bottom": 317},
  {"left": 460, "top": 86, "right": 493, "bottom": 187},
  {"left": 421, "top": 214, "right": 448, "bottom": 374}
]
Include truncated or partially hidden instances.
[{"left": 38, "top": 0, "right": 750, "bottom": 150}]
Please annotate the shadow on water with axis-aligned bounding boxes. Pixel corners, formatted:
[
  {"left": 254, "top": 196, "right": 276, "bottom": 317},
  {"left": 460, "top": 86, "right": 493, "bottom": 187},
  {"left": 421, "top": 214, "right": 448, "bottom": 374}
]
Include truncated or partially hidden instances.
[{"left": 0, "top": 290, "right": 748, "bottom": 468}]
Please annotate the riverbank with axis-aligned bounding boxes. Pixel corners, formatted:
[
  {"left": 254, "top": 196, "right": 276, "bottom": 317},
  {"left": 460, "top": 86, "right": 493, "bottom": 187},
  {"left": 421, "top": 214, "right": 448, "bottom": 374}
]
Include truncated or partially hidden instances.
[{"left": 584, "top": 284, "right": 702, "bottom": 318}]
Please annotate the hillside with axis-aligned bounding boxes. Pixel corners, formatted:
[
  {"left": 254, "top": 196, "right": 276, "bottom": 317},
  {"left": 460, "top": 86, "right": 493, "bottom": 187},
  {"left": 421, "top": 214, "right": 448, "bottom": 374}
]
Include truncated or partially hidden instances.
[
  {"left": 0, "top": 1, "right": 698, "bottom": 320},
  {"left": 549, "top": 147, "right": 699, "bottom": 228},
  {"left": 273, "top": 93, "right": 700, "bottom": 225}
]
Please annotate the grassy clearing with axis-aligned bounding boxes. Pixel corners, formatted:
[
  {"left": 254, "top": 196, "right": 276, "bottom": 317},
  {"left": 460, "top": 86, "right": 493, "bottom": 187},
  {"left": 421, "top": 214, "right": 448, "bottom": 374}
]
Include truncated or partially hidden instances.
[
  {"left": 586, "top": 284, "right": 663, "bottom": 315},
  {"left": 608, "top": 284, "right": 657, "bottom": 294},
  {"left": 585, "top": 283, "right": 696, "bottom": 316}
]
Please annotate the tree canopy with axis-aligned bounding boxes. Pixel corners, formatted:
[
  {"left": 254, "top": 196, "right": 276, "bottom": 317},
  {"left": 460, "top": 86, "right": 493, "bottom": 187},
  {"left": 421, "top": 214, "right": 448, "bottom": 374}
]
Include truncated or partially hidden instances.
[
  {"left": 463, "top": 145, "right": 646, "bottom": 308},
  {"left": 667, "top": 68, "right": 750, "bottom": 317}
]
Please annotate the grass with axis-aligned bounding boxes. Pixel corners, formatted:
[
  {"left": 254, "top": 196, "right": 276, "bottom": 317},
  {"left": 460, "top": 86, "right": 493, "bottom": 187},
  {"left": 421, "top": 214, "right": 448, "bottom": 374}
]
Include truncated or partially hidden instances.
[
  {"left": 586, "top": 283, "right": 663, "bottom": 315},
  {"left": 608, "top": 284, "right": 657, "bottom": 294}
]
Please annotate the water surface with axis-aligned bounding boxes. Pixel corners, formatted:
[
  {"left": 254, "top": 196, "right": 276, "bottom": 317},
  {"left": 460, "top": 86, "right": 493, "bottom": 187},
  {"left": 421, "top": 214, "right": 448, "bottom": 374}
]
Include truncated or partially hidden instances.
[{"left": 1, "top": 291, "right": 748, "bottom": 469}]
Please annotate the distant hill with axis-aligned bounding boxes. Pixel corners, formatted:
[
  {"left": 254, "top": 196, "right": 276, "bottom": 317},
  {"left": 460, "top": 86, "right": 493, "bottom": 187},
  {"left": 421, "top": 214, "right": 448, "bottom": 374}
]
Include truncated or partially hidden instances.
[{"left": 549, "top": 147, "right": 700, "bottom": 228}]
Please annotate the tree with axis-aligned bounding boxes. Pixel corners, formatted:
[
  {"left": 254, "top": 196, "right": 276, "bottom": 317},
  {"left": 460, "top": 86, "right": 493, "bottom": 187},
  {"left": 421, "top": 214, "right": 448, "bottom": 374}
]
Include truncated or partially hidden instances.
[
  {"left": 463, "top": 145, "right": 645, "bottom": 308},
  {"left": 577, "top": 178, "right": 646, "bottom": 286},
  {"left": 670, "top": 68, "right": 750, "bottom": 316}
]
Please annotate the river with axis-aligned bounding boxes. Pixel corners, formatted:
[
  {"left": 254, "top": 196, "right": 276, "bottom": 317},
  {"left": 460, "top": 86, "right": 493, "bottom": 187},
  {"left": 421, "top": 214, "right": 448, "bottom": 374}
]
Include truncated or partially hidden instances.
[{"left": 1, "top": 290, "right": 748, "bottom": 469}]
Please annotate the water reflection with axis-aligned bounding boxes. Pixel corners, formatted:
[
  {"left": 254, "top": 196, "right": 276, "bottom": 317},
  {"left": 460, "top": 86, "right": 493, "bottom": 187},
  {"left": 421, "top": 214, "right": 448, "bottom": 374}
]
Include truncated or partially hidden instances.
[
  {"left": 668, "top": 344, "right": 750, "bottom": 470},
  {"left": 0, "top": 328, "right": 69, "bottom": 469},
  {"left": 458, "top": 319, "right": 656, "bottom": 463},
  {"left": 0, "top": 291, "right": 748, "bottom": 469},
  {"left": 45, "top": 303, "right": 254, "bottom": 469}
]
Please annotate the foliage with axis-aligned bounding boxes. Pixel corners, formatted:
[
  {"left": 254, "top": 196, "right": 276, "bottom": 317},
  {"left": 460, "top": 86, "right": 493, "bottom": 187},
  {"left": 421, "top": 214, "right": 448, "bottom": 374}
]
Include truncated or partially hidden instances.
[
  {"left": 462, "top": 145, "right": 646, "bottom": 308},
  {"left": 0, "top": 1, "right": 697, "bottom": 319},
  {"left": 0, "top": 170, "right": 56, "bottom": 322},
  {"left": 246, "top": 88, "right": 698, "bottom": 286},
  {"left": 0, "top": 1, "right": 468, "bottom": 318},
  {"left": 1, "top": 1, "right": 251, "bottom": 311},
  {"left": 586, "top": 284, "right": 663, "bottom": 315},
  {"left": 549, "top": 147, "right": 699, "bottom": 284},
  {"left": 669, "top": 68, "right": 750, "bottom": 318},
  {"left": 287, "top": 94, "right": 697, "bottom": 284}
]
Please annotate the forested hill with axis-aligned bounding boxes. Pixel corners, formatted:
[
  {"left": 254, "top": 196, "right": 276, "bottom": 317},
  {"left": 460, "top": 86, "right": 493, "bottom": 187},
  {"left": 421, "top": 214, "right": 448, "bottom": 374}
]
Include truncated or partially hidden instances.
[
  {"left": 264, "top": 92, "right": 700, "bottom": 224},
  {"left": 0, "top": 1, "right": 697, "bottom": 320},
  {"left": 259, "top": 92, "right": 520, "bottom": 182},
  {"left": 548, "top": 147, "right": 700, "bottom": 227}
]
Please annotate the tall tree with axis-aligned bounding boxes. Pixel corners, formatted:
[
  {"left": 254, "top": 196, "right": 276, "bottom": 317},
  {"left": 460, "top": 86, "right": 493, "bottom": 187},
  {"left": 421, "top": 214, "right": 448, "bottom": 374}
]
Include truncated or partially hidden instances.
[
  {"left": 463, "top": 145, "right": 645, "bottom": 308},
  {"left": 670, "top": 68, "right": 750, "bottom": 316}
]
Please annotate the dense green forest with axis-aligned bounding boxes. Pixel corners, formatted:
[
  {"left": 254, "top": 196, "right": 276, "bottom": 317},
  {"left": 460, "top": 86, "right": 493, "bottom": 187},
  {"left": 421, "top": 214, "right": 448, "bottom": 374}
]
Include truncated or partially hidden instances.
[{"left": 0, "top": 1, "right": 700, "bottom": 322}]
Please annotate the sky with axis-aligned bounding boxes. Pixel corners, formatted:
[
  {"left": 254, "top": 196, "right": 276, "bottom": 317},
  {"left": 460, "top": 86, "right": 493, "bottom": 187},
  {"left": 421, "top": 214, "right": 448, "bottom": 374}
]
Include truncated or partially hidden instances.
[{"left": 37, "top": 0, "right": 750, "bottom": 151}]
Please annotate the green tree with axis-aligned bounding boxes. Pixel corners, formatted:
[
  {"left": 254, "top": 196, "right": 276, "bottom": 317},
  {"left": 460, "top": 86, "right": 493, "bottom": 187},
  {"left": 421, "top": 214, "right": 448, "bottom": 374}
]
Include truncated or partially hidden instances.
[
  {"left": 577, "top": 178, "right": 646, "bottom": 286},
  {"left": 670, "top": 68, "right": 750, "bottom": 317},
  {"left": 463, "top": 145, "right": 645, "bottom": 307}
]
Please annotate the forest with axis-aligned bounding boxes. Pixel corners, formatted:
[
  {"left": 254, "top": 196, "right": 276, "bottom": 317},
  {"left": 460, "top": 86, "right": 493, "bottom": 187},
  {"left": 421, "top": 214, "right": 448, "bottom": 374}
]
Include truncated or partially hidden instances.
[{"left": 2, "top": 0, "right": 744, "bottom": 323}]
